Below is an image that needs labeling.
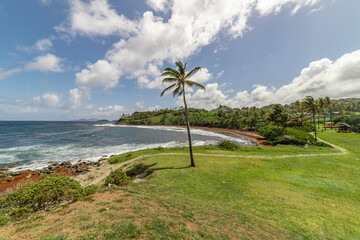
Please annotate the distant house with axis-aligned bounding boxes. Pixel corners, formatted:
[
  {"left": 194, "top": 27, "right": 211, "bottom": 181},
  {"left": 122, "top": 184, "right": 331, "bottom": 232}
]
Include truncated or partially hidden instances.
[
  {"left": 324, "top": 122, "right": 352, "bottom": 132},
  {"left": 338, "top": 123, "right": 352, "bottom": 133}
]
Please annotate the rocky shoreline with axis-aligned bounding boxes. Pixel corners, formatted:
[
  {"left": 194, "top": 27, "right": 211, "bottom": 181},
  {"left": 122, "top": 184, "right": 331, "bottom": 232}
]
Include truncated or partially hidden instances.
[{"left": 0, "top": 156, "right": 109, "bottom": 193}]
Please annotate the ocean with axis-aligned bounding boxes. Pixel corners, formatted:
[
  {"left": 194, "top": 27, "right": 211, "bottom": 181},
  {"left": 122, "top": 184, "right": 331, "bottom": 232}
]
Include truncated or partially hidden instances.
[{"left": 0, "top": 121, "right": 256, "bottom": 171}]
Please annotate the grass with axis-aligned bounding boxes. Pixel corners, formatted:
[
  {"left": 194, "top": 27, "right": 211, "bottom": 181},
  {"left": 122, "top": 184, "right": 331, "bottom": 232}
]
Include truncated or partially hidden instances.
[
  {"left": 0, "top": 132, "right": 359, "bottom": 239},
  {"left": 108, "top": 144, "right": 341, "bottom": 164}
]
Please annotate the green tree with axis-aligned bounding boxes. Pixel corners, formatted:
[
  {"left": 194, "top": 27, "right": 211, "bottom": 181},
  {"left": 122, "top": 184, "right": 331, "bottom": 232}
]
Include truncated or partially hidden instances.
[
  {"left": 265, "top": 104, "right": 289, "bottom": 134},
  {"left": 302, "top": 96, "right": 321, "bottom": 141},
  {"left": 160, "top": 61, "right": 205, "bottom": 167}
]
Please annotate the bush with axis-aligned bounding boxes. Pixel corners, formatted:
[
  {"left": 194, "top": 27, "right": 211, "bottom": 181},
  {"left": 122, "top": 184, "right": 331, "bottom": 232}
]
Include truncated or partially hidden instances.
[
  {"left": 105, "top": 168, "right": 131, "bottom": 186},
  {"left": 6, "top": 174, "right": 84, "bottom": 211},
  {"left": 285, "top": 128, "right": 315, "bottom": 145},
  {"left": 218, "top": 141, "right": 239, "bottom": 151},
  {"left": 0, "top": 174, "right": 98, "bottom": 226},
  {"left": 258, "top": 125, "right": 282, "bottom": 141},
  {"left": 290, "top": 123, "right": 314, "bottom": 132},
  {"left": 84, "top": 184, "right": 98, "bottom": 196},
  {"left": 264, "top": 127, "right": 319, "bottom": 146}
]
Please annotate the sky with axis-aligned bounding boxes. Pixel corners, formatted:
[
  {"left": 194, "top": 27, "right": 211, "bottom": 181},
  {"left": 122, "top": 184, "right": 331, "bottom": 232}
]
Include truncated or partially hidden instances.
[{"left": 1, "top": 0, "right": 360, "bottom": 120}]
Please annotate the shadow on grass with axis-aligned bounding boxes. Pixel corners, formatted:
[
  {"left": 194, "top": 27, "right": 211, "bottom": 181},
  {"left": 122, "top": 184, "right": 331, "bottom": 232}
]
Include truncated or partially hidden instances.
[{"left": 126, "top": 163, "right": 190, "bottom": 179}]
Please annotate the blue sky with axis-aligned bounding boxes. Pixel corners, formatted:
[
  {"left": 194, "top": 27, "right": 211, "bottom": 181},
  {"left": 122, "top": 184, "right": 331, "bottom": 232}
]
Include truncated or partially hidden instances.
[{"left": 1, "top": 0, "right": 360, "bottom": 120}]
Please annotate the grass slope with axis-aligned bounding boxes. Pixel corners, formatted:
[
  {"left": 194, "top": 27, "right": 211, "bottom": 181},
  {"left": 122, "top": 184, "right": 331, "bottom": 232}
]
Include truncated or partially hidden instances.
[{"left": 1, "top": 133, "right": 359, "bottom": 239}]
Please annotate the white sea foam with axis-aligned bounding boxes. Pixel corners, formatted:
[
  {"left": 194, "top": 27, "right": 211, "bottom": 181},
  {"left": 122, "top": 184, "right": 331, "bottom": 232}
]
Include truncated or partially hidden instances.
[
  {"left": 3, "top": 139, "right": 219, "bottom": 171},
  {"left": 93, "top": 124, "right": 254, "bottom": 145},
  {"left": 1, "top": 124, "right": 255, "bottom": 171}
]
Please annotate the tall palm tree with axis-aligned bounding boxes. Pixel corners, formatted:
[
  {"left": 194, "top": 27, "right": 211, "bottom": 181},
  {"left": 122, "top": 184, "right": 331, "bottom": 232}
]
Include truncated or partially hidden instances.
[
  {"left": 302, "top": 96, "right": 321, "bottom": 141},
  {"left": 160, "top": 61, "right": 205, "bottom": 167}
]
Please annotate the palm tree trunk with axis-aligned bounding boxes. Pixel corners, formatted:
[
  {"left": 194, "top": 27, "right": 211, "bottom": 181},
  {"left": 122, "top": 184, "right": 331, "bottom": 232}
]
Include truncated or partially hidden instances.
[
  {"left": 182, "top": 88, "right": 195, "bottom": 167},
  {"left": 313, "top": 114, "right": 317, "bottom": 141}
]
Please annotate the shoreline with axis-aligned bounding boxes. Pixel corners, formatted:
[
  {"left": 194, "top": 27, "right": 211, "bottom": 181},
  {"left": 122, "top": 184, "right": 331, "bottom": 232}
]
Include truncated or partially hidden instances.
[
  {"left": 120, "top": 124, "right": 268, "bottom": 147},
  {"left": 0, "top": 125, "right": 267, "bottom": 193}
]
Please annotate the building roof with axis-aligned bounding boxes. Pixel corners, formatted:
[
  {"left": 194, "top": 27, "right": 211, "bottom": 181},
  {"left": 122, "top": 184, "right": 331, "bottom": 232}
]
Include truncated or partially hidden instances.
[{"left": 338, "top": 123, "right": 351, "bottom": 128}]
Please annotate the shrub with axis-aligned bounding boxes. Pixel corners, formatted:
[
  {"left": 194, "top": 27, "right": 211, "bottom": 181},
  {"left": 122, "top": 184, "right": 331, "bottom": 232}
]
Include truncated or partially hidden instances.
[
  {"left": 218, "top": 141, "right": 239, "bottom": 151},
  {"left": 290, "top": 123, "right": 314, "bottom": 132},
  {"left": 258, "top": 125, "right": 282, "bottom": 141},
  {"left": 105, "top": 168, "right": 131, "bottom": 186},
  {"left": 0, "top": 174, "right": 98, "bottom": 226},
  {"left": 285, "top": 128, "right": 315, "bottom": 145},
  {"left": 6, "top": 174, "right": 84, "bottom": 211},
  {"left": 84, "top": 184, "right": 98, "bottom": 196}
]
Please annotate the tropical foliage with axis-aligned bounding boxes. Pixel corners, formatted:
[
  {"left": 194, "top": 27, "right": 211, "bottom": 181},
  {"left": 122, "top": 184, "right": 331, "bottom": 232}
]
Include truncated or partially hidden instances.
[{"left": 117, "top": 97, "right": 360, "bottom": 145}]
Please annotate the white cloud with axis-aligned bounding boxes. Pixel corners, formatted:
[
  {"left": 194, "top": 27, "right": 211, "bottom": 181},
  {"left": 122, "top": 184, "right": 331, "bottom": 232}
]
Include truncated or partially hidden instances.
[
  {"left": 33, "top": 92, "right": 61, "bottom": 108},
  {"left": 0, "top": 68, "right": 21, "bottom": 80},
  {"left": 308, "top": 5, "right": 324, "bottom": 14},
  {"left": 256, "top": 0, "right": 320, "bottom": 15},
  {"left": 34, "top": 38, "right": 53, "bottom": 51},
  {"left": 183, "top": 49, "right": 360, "bottom": 109},
  {"left": 18, "top": 38, "right": 53, "bottom": 52},
  {"left": 90, "top": 105, "right": 125, "bottom": 119},
  {"left": 146, "top": 0, "right": 171, "bottom": 12},
  {"left": 64, "top": 0, "right": 320, "bottom": 92},
  {"left": 56, "top": 0, "right": 137, "bottom": 37},
  {"left": 179, "top": 83, "right": 226, "bottom": 109},
  {"left": 216, "top": 70, "right": 224, "bottom": 79},
  {"left": 75, "top": 60, "right": 121, "bottom": 90},
  {"left": 65, "top": 88, "right": 82, "bottom": 109},
  {"left": 25, "top": 54, "right": 64, "bottom": 72},
  {"left": 136, "top": 101, "right": 145, "bottom": 109}
]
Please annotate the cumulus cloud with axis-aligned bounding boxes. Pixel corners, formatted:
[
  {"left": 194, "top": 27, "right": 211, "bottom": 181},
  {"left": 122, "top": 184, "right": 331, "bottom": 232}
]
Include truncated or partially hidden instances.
[
  {"left": 25, "top": 54, "right": 64, "bottom": 72},
  {"left": 33, "top": 92, "right": 61, "bottom": 108},
  {"left": 56, "top": 0, "right": 137, "bottom": 37},
  {"left": 0, "top": 68, "right": 21, "bottom": 80},
  {"left": 146, "top": 0, "right": 171, "bottom": 12},
  {"left": 183, "top": 50, "right": 360, "bottom": 109},
  {"left": 60, "top": 0, "right": 320, "bottom": 91},
  {"left": 75, "top": 60, "right": 121, "bottom": 90},
  {"left": 65, "top": 88, "right": 82, "bottom": 109}
]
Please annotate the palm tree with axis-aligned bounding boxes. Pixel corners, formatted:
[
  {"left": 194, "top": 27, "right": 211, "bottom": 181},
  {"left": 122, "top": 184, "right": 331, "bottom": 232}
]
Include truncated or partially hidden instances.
[
  {"left": 160, "top": 61, "right": 205, "bottom": 167},
  {"left": 302, "top": 96, "right": 321, "bottom": 141}
]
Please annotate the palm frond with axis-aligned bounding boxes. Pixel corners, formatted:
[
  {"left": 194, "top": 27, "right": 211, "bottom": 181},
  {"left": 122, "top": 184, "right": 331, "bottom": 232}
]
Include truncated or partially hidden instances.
[
  {"left": 160, "top": 83, "right": 176, "bottom": 97},
  {"left": 172, "top": 85, "right": 183, "bottom": 97},
  {"left": 185, "top": 80, "right": 205, "bottom": 90},
  {"left": 175, "top": 61, "right": 186, "bottom": 75},
  {"left": 162, "top": 77, "right": 178, "bottom": 83},
  {"left": 184, "top": 67, "right": 201, "bottom": 79},
  {"left": 161, "top": 68, "right": 181, "bottom": 78}
]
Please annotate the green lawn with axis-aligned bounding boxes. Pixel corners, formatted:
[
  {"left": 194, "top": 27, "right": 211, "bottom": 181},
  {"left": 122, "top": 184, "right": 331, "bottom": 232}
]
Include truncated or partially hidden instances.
[
  {"left": 108, "top": 144, "right": 341, "bottom": 165},
  {"left": 2, "top": 133, "right": 359, "bottom": 239},
  {"left": 104, "top": 133, "right": 360, "bottom": 239}
]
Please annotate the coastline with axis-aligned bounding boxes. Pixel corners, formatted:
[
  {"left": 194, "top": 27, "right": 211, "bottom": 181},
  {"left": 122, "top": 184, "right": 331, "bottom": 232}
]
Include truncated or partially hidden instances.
[
  {"left": 0, "top": 125, "right": 267, "bottom": 193},
  {"left": 123, "top": 124, "right": 267, "bottom": 147}
]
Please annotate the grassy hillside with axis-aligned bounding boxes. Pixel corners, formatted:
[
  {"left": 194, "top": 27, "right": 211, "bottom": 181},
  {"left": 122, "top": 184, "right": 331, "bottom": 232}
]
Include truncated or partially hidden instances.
[{"left": 1, "top": 133, "right": 359, "bottom": 239}]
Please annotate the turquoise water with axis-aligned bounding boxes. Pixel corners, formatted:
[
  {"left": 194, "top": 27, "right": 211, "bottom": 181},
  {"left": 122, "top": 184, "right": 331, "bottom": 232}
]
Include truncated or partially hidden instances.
[{"left": 0, "top": 121, "right": 255, "bottom": 170}]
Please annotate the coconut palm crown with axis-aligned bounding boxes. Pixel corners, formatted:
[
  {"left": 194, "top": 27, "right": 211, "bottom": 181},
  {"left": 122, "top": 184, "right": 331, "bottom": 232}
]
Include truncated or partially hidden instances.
[
  {"left": 302, "top": 96, "right": 321, "bottom": 141},
  {"left": 160, "top": 61, "right": 205, "bottom": 167}
]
